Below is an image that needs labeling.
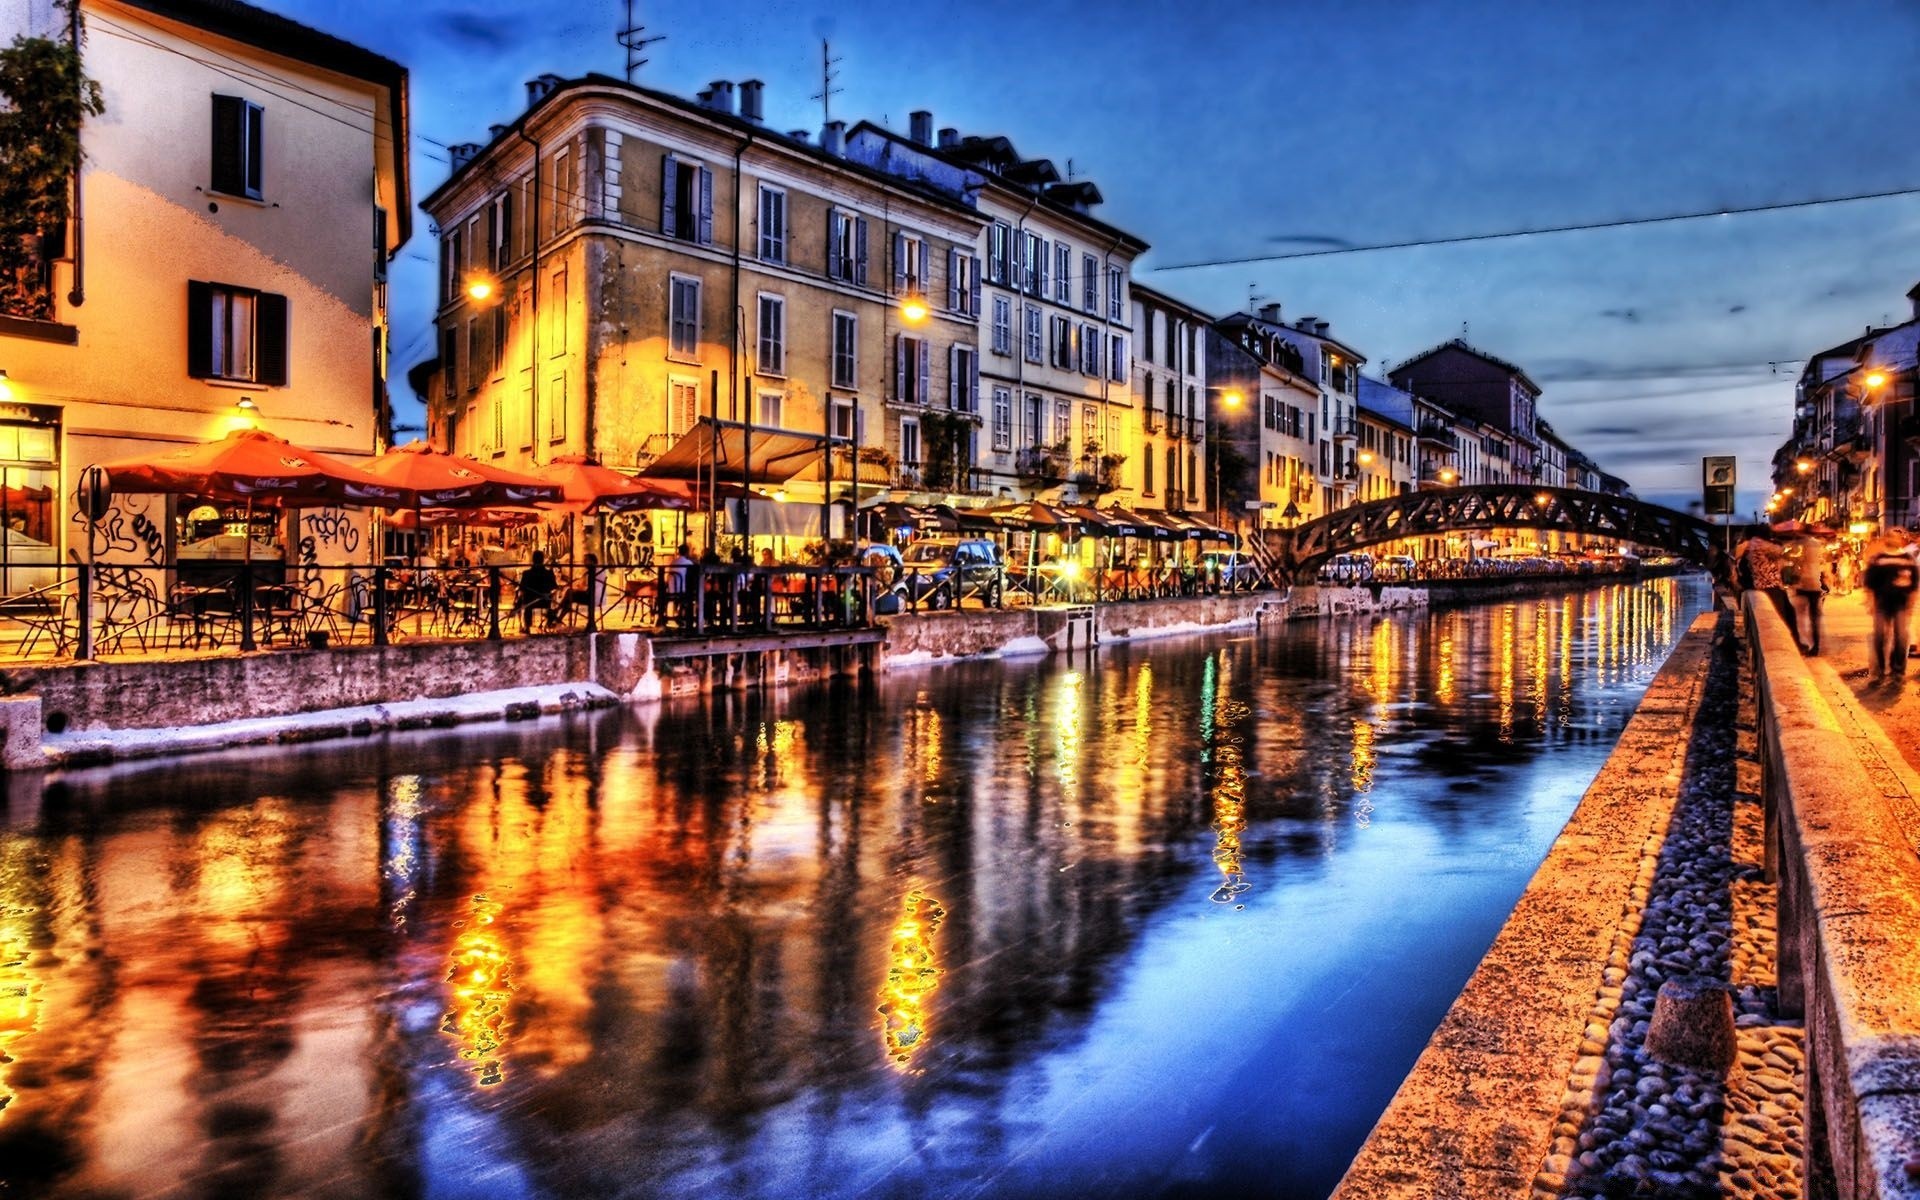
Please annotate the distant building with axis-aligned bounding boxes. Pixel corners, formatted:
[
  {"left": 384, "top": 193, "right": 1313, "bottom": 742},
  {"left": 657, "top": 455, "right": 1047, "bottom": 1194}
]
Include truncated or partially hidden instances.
[
  {"left": 1215, "top": 305, "right": 1366, "bottom": 516},
  {"left": 1389, "top": 339, "right": 1541, "bottom": 482},
  {"left": 1206, "top": 316, "right": 1319, "bottom": 529},
  {"left": 0, "top": 0, "right": 408, "bottom": 587}
]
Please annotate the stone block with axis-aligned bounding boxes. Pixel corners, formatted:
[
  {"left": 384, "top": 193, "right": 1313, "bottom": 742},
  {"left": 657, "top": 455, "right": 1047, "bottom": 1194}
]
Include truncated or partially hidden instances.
[{"left": 1644, "top": 977, "right": 1737, "bottom": 1072}]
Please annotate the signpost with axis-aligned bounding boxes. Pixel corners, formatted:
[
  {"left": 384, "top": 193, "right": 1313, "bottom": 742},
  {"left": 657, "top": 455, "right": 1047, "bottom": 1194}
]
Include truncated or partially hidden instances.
[{"left": 1703, "top": 455, "right": 1737, "bottom": 554}]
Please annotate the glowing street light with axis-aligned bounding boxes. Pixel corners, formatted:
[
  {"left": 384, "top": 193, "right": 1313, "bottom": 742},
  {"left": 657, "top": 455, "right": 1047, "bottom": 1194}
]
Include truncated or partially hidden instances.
[
  {"left": 899, "top": 295, "right": 930, "bottom": 324},
  {"left": 1796, "top": 458, "right": 1813, "bottom": 474},
  {"left": 1220, "top": 389, "right": 1244, "bottom": 409},
  {"left": 464, "top": 275, "right": 497, "bottom": 303},
  {"left": 1438, "top": 468, "right": 1456, "bottom": 483},
  {"left": 1534, "top": 492, "right": 1551, "bottom": 506},
  {"left": 1865, "top": 370, "right": 1889, "bottom": 390},
  {"left": 1357, "top": 449, "right": 1374, "bottom": 465}
]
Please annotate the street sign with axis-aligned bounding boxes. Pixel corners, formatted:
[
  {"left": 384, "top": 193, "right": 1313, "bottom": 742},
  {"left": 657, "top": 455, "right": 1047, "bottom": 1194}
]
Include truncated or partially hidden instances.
[{"left": 1702, "top": 455, "right": 1736, "bottom": 516}]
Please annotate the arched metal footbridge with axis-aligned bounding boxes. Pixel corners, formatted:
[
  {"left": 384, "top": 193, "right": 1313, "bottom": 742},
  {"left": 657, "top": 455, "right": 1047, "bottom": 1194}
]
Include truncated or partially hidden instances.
[{"left": 1276, "top": 484, "right": 1746, "bottom": 580}]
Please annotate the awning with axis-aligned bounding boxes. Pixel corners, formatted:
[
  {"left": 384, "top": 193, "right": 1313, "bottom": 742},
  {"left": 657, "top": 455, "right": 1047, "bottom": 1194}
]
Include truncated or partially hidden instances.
[
  {"left": 1103, "top": 505, "right": 1178, "bottom": 541},
  {"left": 638, "top": 418, "right": 831, "bottom": 486},
  {"left": 1064, "top": 504, "right": 1147, "bottom": 538},
  {"left": 987, "top": 500, "right": 1082, "bottom": 532},
  {"left": 868, "top": 502, "right": 958, "bottom": 533}
]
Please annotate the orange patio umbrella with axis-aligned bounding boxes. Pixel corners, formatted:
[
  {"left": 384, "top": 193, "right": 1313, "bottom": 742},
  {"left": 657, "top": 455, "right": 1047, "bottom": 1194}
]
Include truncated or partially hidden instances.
[
  {"left": 533, "top": 454, "right": 695, "bottom": 514},
  {"left": 360, "top": 441, "right": 563, "bottom": 509},
  {"left": 97, "top": 428, "right": 405, "bottom": 508}
]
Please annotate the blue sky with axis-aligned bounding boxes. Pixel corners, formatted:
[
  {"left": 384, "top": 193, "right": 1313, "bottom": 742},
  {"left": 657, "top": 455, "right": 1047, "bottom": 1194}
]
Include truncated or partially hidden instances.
[{"left": 274, "top": 0, "right": 1920, "bottom": 512}]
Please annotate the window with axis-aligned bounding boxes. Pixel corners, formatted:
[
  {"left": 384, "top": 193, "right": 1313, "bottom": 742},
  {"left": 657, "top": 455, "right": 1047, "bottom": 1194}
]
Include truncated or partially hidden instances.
[
  {"left": 894, "top": 232, "right": 928, "bottom": 296},
  {"left": 669, "top": 274, "right": 700, "bottom": 359},
  {"left": 550, "top": 147, "right": 579, "bottom": 229},
  {"left": 1022, "top": 232, "right": 1043, "bottom": 294},
  {"left": 1080, "top": 324, "right": 1101, "bottom": 375},
  {"left": 757, "top": 390, "right": 783, "bottom": 429},
  {"left": 900, "top": 417, "right": 921, "bottom": 469},
  {"left": 1024, "top": 393, "right": 1044, "bottom": 447},
  {"left": 950, "top": 345, "right": 978, "bottom": 412},
  {"left": 992, "top": 387, "right": 1012, "bottom": 451},
  {"left": 1166, "top": 447, "right": 1176, "bottom": 496},
  {"left": 662, "top": 154, "right": 713, "bottom": 244},
  {"left": 465, "top": 318, "right": 480, "bottom": 390},
  {"left": 491, "top": 392, "right": 504, "bottom": 454},
  {"left": 441, "top": 229, "right": 462, "bottom": 303},
  {"left": 988, "top": 221, "right": 1012, "bottom": 285},
  {"left": 831, "top": 398, "right": 858, "bottom": 442},
  {"left": 491, "top": 305, "right": 506, "bottom": 375},
  {"left": 1109, "top": 333, "right": 1128, "bottom": 383},
  {"left": 757, "top": 293, "right": 785, "bottom": 375},
  {"left": 210, "top": 94, "right": 264, "bottom": 199},
  {"left": 668, "top": 377, "right": 699, "bottom": 435},
  {"left": 1023, "top": 305, "right": 1043, "bottom": 363},
  {"left": 827, "top": 209, "right": 869, "bottom": 283},
  {"left": 547, "top": 265, "right": 567, "bottom": 356},
  {"left": 1054, "top": 242, "right": 1072, "bottom": 304},
  {"left": 757, "top": 184, "right": 787, "bottom": 263},
  {"left": 547, "top": 374, "right": 567, "bottom": 442},
  {"left": 896, "top": 334, "right": 930, "bottom": 405},
  {"left": 1107, "top": 266, "right": 1123, "bottom": 319},
  {"left": 488, "top": 192, "right": 511, "bottom": 270},
  {"left": 832, "top": 310, "right": 857, "bottom": 388},
  {"left": 991, "top": 296, "right": 1013, "bottom": 356},
  {"left": 440, "top": 329, "right": 456, "bottom": 401},
  {"left": 187, "top": 281, "right": 287, "bottom": 384},
  {"left": 1050, "top": 315, "right": 1073, "bottom": 369},
  {"left": 1053, "top": 399, "right": 1070, "bottom": 446},
  {"left": 1082, "top": 253, "right": 1098, "bottom": 312},
  {"left": 1082, "top": 405, "right": 1098, "bottom": 452},
  {"left": 948, "top": 250, "right": 979, "bottom": 316},
  {"left": 1143, "top": 450, "right": 1154, "bottom": 495}
]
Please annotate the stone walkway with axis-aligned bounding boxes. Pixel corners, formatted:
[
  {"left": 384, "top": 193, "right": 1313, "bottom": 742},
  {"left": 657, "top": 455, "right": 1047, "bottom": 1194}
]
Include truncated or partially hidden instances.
[
  {"left": 1547, "top": 615, "right": 1807, "bottom": 1200},
  {"left": 1795, "top": 590, "right": 1920, "bottom": 859}
]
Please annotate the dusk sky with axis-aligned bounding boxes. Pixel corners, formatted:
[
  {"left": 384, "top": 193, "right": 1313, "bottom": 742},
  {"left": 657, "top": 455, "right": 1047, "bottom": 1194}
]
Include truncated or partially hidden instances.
[{"left": 272, "top": 0, "right": 1920, "bottom": 513}]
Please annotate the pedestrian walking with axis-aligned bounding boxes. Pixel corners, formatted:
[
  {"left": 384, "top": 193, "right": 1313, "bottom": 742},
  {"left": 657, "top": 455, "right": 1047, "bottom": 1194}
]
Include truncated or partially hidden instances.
[
  {"left": 1740, "top": 531, "right": 1799, "bottom": 645},
  {"left": 1790, "top": 530, "right": 1830, "bottom": 655},
  {"left": 1862, "top": 532, "right": 1918, "bottom": 682}
]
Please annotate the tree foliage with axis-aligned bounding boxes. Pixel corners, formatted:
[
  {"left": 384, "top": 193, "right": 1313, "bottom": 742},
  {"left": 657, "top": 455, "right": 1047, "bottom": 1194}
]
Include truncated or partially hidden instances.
[{"left": 0, "top": 6, "right": 103, "bottom": 320}]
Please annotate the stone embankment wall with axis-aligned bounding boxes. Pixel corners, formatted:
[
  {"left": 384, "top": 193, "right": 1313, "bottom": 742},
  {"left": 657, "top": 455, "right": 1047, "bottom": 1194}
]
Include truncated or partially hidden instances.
[
  {"left": 1332, "top": 613, "right": 1720, "bottom": 1199},
  {"left": 1746, "top": 595, "right": 1920, "bottom": 1199},
  {"left": 881, "top": 591, "right": 1279, "bottom": 665}
]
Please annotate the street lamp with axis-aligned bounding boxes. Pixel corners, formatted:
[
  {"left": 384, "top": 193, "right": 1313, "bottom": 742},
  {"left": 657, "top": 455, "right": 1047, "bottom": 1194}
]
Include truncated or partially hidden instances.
[
  {"left": 464, "top": 273, "right": 499, "bottom": 303},
  {"left": 1865, "top": 370, "right": 1889, "bottom": 391},
  {"left": 1438, "top": 467, "right": 1456, "bottom": 484},
  {"left": 1796, "top": 458, "right": 1813, "bottom": 474},
  {"left": 899, "top": 294, "right": 930, "bottom": 324}
]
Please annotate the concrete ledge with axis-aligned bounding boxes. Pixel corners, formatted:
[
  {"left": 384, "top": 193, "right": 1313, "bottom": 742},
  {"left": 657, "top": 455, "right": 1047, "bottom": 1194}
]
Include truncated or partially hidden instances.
[
  {"left": 1332, "top": 612, "right": 1718, "bottom": 1200},
  {"left": 1746, "top": 592, "right": 1920, "bottom": 1199}
]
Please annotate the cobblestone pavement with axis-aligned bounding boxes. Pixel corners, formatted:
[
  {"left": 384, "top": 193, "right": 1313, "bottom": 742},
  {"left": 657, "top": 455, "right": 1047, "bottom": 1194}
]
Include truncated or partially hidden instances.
[
  {"left": 1544, "top": 615, "right": 1806, "bottom": 1200},
  {"left": 1797, "top": 590, "right": 1920, "bottom": 856}
]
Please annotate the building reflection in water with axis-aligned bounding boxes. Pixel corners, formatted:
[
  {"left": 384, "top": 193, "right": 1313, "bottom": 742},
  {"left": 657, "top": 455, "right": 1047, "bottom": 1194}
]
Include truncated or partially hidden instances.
[{"left": 0, "top": 576, "right": 1705, "bottom": 1200}]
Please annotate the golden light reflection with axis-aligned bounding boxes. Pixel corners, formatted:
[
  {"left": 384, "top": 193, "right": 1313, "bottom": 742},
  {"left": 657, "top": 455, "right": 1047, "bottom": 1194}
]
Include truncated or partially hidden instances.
[
  {"left": 1055, "top": 671, "right": 1083, "bottom": 793},
  {"left": 1350, "top": 718, "right": 1377, "bottom": 829},
  {"left": 0, "top": 847, "right": 39, "bottom": 1120},
  {"left": 442, "top": 893, "right": 513, "bottom": 1087},
  {"left": 879, "top": 888, "right": 945, "bottom": 1068},
  {"left": 384, "top": 774, "right": 425, "bottom": 931},
  {"left": 1207, "top": 651, "right": 1252, "bottom": 904},
  {"left": 1369, "top": 618, "right": 1394, "bottom": 702},
  {"left": 1132, "top": 663, "right": 1154, "bottom": 768},
  {"left": 1498, "top": 605, "right": 1516, "bottom": 742},
  {"left": 1437, "top": 627, "right": 1456, "bottom": 706},
  {"left": 1531, "top": 600, "right": 1550, "bottom": 729},
  {"left": 917, "top": 706, "right": 943, "bottom": 789}
]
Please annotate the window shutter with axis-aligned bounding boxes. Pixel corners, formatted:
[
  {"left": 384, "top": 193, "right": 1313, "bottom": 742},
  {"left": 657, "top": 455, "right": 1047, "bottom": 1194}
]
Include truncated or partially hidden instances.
[
  {"left": 1035, "top": 238, "right": 1047, "bottom": 295},
  {"left": 372, "top": 208, "right": 387, "bottom": 283},
  {"left": 827, "top": 210, "right": 843, "bottom": 278},
  {"left": 854, "top": 217, "right": 869, "bottom": 285},
  {"left": 895, "top": 335, "right": 906, "bottom": 402},
  {"left": 257, "top": 292, "right": 289, "bottom": 385},
  {"left": 500, "top": 192, "right": 513, "bottom": 264},
  {"left": 969, "top": 349, "right": 980, "bottom": 411},
  {"left": 244, "top": 104, "right": 264, "bottom": 198},
  {"left": 948, "top": 344, "right": 959, "bottom": 409},
  {"left": 917, "top": 339, "right": 930, "bottom": 407},
  {"left": 210, "top": 95, "right": 243, "bottom": 194},
  {"left": 893, "top": 232, "right": 907, "bottom": 294},
  {"left": 660, "top": 153, "right": 677, "bottom": 236},
  {"left": 947, "top": 248, "right": 960, "bottom": 310},
  {"left": 917, "top": 241, "right": 930, "bottom": 296},
  {"left": 696, "top": 166, "right": 713, "bottom": 244},
  {"left": 186, "top": 280, "right": 212, "bottom": 378},
  {"left": 970, "top": 257, "right": 982, "bottom": 317}
]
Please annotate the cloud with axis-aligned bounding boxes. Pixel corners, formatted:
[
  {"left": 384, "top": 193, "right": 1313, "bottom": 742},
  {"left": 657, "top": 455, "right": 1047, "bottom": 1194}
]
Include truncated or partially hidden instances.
[
  {"left": 1728, "top": 304, "right": 1747, "bottom": 314},
  {"left": 1264, "top": 233, "right": 1355, "bottom": 248},
  {"left": 1598, "top": 308, "right": 1640, "bottom": 324},
  {"left": 433, "top": 9, "right": 525, "bottom": 50}
]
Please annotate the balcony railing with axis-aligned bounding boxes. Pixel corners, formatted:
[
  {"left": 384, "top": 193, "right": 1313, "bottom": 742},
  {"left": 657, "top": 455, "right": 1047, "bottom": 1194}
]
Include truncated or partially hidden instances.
[
  {"left": 1417, "top": 420, "right": 1455, "bottom": 447},
  {"left": 1330, "top": 418, "right": 1360, "bottom": 440},
  {"left": 1015, "top": 444, "right": 1069, "bottom": 485}
]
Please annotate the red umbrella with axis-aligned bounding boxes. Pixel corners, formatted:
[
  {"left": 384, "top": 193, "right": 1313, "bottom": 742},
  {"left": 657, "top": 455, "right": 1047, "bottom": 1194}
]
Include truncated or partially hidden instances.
[
  {"left": 98, "top": 428, "right": 405, "bottom": 507},
  {"left": 533, "top": 454, "right": 693, "bottom": 513},
  {"left": 361, "top": 441, "right": 562, "bottom": 508}
]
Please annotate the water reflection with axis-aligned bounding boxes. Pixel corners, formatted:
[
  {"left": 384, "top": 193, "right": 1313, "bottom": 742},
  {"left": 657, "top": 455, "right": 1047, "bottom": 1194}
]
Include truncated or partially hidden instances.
[{"left": 0, "top": 577, "right": 1705, "bottom": 1200}]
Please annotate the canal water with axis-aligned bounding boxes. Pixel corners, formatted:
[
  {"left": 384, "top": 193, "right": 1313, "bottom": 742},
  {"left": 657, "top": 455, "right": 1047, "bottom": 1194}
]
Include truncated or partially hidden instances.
[{"left": 0, "top": 577, "right": 1708, "bottom": 1200}]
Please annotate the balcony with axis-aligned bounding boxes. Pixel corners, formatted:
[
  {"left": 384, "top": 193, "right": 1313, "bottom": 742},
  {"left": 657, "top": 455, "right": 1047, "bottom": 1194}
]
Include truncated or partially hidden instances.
[
  {"left": 1331, "top": 417, "right": 1359, "bottom": 444},
  {"left": 1070, "top": 452, "right": 1125, "bottom": 497},
  {"left": 1016, "top": 443, "right": 1070, "bottom": 486},
  {"left": 1417, "top": 420, "right": 1455, "bottom": 449}
]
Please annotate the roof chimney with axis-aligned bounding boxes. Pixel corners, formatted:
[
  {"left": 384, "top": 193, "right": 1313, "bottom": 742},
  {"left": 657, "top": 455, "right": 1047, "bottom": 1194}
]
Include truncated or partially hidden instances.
[
  {"left": 487, "top": 123, "right": 510, "bottom": 142},
  {"left": 909, "top": 110, "right": 933, "bottom": 146},
  {"left": 1314, "top": 320, "right": 1331, "bottom": 337},
  {"left": 1257, "top": 302, "right": 1283, "bottom": 324},
  {"left": 937, "top": 126, "right": 959, "bottom": 149},
  {"left": 788, "top": 129, "right": 811, "bottom": 144},
  {"left": 739, "top": 79, "right": 764, "bottom": 124},
  {"left": 526, "top": 73, "right": 563, "bottom": 106},
  {"left": 707, "top": 80, "right": 735, "bottom": 114},
  {"left": 448, "top": 142, "right": 482, "bottom": 170},
  {"left": 821, "top": 120, "right": 846, "bottom": 157},
  {"left": 1296, "top": 316, "right": 1317, "bottom": 332},
  {"left": 1909, "top": 279, "right": 1920, "bottom": 321}
]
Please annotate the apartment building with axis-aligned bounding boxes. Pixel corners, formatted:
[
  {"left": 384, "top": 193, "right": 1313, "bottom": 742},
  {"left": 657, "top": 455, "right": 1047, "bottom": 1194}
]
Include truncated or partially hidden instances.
[
  {"left": 1129, "top": 283, "right": 1208, "bottom": 514},
  {"left": 421, "top": 77, "right": 985, "bottom": 547},
  {"left": 1206, "top": 315, "right": 1322, "bottom": 529},
  {"left": 1389, "top": 339, "right": 1542, "bottom": 482},
  {"left": 846, "top": 117, "right": 1146, "bottom": 505},
  {"left": 0, "top": 0, "right": 408, "bottom": 585}
]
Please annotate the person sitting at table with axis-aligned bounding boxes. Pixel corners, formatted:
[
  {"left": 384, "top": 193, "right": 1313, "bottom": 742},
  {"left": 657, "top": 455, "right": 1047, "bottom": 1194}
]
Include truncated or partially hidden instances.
[
  {"left": 664, "top": 543, "right": 695, "bottom": 627},
  {"left": 515, "top": 550, "right": 559, "bottom": 633},
  {"left": 558, "top": 552, "right": 605, "bottom": 623}
]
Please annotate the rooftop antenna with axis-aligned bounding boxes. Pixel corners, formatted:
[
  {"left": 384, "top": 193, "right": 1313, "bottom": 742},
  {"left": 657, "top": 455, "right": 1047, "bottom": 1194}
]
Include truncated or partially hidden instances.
[
  {"left": 811, "top": 38, "right": 843, "bottom": 126},
  {"left": 617, "top": 0, "right": 665, "bottom": 82},
  {"left": 1460, "top": 320, "right": 1469, "bottom": 340}
]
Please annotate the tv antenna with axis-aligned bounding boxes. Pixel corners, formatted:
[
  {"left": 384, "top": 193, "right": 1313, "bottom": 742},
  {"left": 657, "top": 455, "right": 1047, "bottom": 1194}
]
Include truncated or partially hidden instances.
[
  {"left": 811, "top": 39, "right": 843, "bottom": 125},
  {"left": 617, "top": 0, "right": 665, "bottom": 81}
]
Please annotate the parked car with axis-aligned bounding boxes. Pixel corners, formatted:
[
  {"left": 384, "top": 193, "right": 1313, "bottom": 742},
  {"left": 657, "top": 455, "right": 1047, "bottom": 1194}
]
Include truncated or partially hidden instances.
[
  {"left": 1317, "top": 553, "right": 1375, "bottom": 584},
  {"left": 1199, "top": 550, "right": 1264, "bottom": 590},
  {"left": 901, "top": 539, "right": 1003, "bottom": 608}
]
